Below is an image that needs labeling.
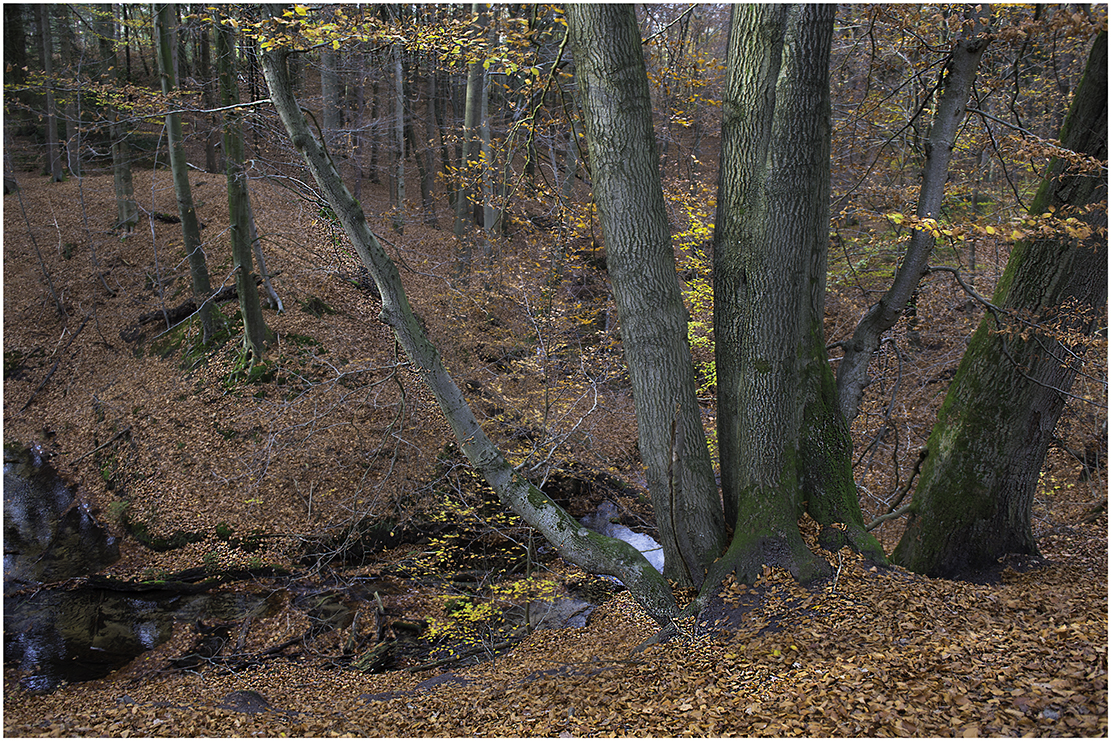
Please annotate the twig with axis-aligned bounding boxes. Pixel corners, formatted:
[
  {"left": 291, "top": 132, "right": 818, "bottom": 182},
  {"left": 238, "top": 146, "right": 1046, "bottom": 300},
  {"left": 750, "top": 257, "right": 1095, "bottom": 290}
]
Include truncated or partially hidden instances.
[
  {"left": 70, "top": 425, "right": 133, "bottom": 465},
  {"left": 20, "top": 314, "right": 91, "bottom": 412}
]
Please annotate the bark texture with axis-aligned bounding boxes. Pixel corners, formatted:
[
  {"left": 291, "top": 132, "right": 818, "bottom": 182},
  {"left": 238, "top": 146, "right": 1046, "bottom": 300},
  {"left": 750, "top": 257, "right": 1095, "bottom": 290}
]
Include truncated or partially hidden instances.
[
  {"left": 567, "top": 4, "right": 727, "bottom": 587},
  {"left": 260, "top": 35, "right": 679, "bottom": 621},
  {"left": 711, "top": 4, "right": 884, "bottom": 587},
  {"left": 893, "top": 31, "right": 1108, "bottom": 577}
]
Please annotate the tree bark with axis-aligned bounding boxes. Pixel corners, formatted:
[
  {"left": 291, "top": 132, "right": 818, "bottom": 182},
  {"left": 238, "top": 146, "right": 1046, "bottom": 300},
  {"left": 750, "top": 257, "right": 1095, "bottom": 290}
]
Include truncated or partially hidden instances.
[
  {"left": 567, "top": 4, "right": 727, "bottom": 587},
  {"left": 711, "top": 4, "right": 885, "bottom": 587},
  {"left": 216, "top": 13, "right": 273, "bottom": 360},
  {"left": 836, "top": 18, "right": 990, "bottom": 424},
  {"left": 260, "top": 33, "right": 680, "bottom": 621},
  {"left": 893, "top": 31, "right": 1108, "bottom": 578},
  {"left": 155, "top": 2, "right": 216, "bottom": 342}
]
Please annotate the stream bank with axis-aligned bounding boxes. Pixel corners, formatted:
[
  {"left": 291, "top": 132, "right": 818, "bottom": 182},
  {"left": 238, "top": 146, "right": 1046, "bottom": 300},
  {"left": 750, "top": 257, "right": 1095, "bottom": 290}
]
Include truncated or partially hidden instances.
[{"left": 3, "top": 442, "right": 645, "bottom": 694}]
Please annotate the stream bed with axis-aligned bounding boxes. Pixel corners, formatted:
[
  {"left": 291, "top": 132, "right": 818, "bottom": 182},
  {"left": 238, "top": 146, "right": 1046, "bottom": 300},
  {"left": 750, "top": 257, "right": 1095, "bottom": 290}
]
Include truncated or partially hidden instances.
[{"left": 3, "top": 442, "right": 631, "bottom": 694}]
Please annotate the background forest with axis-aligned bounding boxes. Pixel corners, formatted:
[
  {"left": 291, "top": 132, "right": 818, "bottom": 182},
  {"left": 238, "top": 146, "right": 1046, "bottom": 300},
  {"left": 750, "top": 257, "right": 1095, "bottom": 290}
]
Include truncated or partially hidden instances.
[{"left": 2, "top": 3, "right": 1107, "bottom": 736}]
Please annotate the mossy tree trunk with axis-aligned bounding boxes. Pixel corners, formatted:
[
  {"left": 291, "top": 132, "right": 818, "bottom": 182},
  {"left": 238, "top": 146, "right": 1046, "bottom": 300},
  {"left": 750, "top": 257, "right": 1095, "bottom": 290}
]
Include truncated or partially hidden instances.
[
  {"left": 260, "top": 32, "right": 680, "bottom": 621},
  {"left": 710, "top": 4, "right": 885, "bottom": 588},
  {"left": 893, "top": 32, "right": 1108, "bottom": 578},
  {"left": 566, "top": 4, "right": 728, "bottom": 588},
  {"left": 215, "top": 13, "right": 273, "bottom": 361},
  {"left": 155, "top": 3, "right": 216, "bottom": 342}
]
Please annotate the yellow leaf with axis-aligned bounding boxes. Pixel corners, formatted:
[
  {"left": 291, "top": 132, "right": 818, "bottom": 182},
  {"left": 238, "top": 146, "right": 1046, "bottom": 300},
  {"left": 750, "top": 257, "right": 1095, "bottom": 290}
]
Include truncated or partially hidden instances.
[
  {"left": 985, "top": 225, "right": 996, "bottom": 235},
  {"left": 332, "top": 38, "right": 341, "bottom": 50},
  {"left": 294, "top": 4, "right": 308, "bottom": 15}
]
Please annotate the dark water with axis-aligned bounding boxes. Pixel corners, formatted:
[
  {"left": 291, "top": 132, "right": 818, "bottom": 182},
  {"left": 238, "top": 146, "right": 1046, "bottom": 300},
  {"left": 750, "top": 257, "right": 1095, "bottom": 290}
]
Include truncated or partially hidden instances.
[
  {"left": 4, "top": 441, "right": 120, "bottom": 589},
  {"left": 2, "top": 443, "right": 278, "bottom": 692}
]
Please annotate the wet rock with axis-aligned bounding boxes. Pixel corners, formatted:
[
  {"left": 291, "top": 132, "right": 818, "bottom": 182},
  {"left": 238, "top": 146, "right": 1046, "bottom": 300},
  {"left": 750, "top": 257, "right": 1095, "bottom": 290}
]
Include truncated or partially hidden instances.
[{"left": 218, "top": 690, "right": 272, "bottom": 714}]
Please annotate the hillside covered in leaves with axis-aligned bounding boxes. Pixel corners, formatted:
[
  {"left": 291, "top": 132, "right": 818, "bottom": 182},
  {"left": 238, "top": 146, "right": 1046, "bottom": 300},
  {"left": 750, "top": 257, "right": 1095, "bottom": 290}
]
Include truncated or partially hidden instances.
[{"left": 4, "top": 3, "right": 1107, "bottom": 737}]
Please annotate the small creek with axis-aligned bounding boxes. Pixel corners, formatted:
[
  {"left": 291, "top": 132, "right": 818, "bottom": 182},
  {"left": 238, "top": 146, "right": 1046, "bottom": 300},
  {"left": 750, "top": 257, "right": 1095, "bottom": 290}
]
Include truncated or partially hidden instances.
[{"left": 3, "top": 442, "right": 636, "bottom": 694}]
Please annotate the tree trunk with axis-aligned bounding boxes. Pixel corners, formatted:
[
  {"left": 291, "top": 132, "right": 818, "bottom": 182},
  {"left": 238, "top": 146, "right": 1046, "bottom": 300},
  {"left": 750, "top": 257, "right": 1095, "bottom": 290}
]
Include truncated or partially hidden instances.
[
  {"left": 38, "top": 5, "right": 63, "bottom": 182},
  {"left": 893, "top": 31, "right": 1108, "bottom": 578},
  {"left": 320, "top": 47, "right": 343, "bottom": 154},
  {"left": 567, "top": 4, "right": 727, "bottom": 587},
  {"left": 216, "top": 13, "right": 273, "bottom": 360},
  {"left": 836, "top": 17, "right": 990, "bottom": 424},
  {"left": 199, "top": 21, "right": 221, "bottom": 174},
  {"left": 711, "top": 4, "right": 885, "bottom": 587},
  {"left": 97, "top": 4, "right": 137, "bottom": 231},
  {"left": 260, "top": 31, "right": 679, "bottom": 621},
  {"left": 453, "top": 2, "right": 487, "bottom": 246},
  {"left": 155, "top": 2, "right": 216, "bottom": 342},
  {"left": 390, "top": 41, "right": 405, "bottom": 234}
]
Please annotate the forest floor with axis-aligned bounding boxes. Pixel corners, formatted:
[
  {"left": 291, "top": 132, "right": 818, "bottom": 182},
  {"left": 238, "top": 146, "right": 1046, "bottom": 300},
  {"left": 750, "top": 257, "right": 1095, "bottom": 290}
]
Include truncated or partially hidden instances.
[{"left": 3, "top": 155, "right": 1107, "bottom": 737}]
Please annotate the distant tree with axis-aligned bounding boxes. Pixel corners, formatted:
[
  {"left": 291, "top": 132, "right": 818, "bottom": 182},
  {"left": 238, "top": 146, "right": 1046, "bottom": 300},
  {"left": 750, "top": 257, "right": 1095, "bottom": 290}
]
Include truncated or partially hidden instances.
[
  {"left": 893, "top": 31, "right": 1108, "bottom": 577},
  {"left": 95, "top": 4, "right": 138, "bottom": 231},
  {"left": 215, "top": 11, "right": 273, "bottom": 361},
  {"left": 155, "top": 2, "right": 216, "bottom": 342},
  {"left": 38, "top": 5, "right": 64, "bottom": 182}
]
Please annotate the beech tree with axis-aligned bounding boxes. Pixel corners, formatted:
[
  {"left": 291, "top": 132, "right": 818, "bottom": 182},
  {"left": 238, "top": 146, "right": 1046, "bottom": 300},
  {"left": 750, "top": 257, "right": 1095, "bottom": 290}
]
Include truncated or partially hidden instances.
[
  {"left": 835, "top": 10, "right": 991, "bottom": 424},
  {"left": 893, "top": 31, "right": 1108, "bottom": 577}
]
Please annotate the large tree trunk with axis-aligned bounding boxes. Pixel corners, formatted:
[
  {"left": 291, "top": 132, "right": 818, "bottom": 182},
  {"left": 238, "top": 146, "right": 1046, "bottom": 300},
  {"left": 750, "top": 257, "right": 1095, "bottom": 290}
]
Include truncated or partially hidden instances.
[
  {"left": 259, "top": 31, "right": 679, "bottom": 621},
  {"left": 893, "top": 31, "right": 1108, "bottom": 578},
  {"left": 835, "top": 17, "right": 990, "bottom": 424},
  {"left": 155, "top": 3, "right": 216, "bottom": 342},
  {"left": 711, "top": 4, "right": 885, "bottom": 587},
  {"left": 216, "top": 13, "right": 273, "bottom": 360},
  {"left": 566, "top": 4, "right": 727, "bottom": 587},
  {"left": 453, "top": 2, "right": 487, "bottom": 248}
]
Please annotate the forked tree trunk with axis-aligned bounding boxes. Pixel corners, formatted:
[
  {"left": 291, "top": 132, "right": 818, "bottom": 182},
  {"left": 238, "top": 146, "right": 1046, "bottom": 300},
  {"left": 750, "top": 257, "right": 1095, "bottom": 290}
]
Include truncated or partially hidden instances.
[
  {"left": 893, "top": 31, "right": 1108, "bottom": 577},
  {"left": 711, "top": 4, "right": 885, "bottom": 587},
  {"left": 260, "top": 34, "right": 679, "bottom": 621},
  {"left": 567, "top": 4, "right": 727, "bottom": 587}
]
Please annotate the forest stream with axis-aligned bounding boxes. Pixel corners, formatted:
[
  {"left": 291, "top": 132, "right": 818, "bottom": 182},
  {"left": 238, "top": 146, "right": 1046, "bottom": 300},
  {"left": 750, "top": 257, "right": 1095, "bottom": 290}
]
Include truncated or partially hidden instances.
[{"left": 2, "top": 441, "right": 652, "bottom": 695}]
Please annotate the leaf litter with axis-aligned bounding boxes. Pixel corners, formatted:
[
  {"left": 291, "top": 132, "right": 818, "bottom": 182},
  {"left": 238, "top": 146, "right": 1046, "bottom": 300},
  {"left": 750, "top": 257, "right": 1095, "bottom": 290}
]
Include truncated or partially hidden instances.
[{"left": 3, "top": 149, "right": 1106, "bottom": 737}]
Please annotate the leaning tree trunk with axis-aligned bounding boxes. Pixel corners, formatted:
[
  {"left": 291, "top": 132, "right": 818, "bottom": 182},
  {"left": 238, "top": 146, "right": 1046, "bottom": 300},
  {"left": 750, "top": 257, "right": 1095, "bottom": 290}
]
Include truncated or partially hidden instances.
[
  {"left": 710, "top": 4, "right": 885, "bottom": 588},
  {"left": 567, "top": 4, "right": 728, "bottom": 588},
  {"left": 155, "top": 3, "right": 215, "bottom": 341},
  {"left": 893, "top": 31, "right": 1108, "bottom": 578},
  {"left": 835, "top": 17, "right": 990, "bottom": 424},
  {"left": 216, "top": 14, "right": 273, "bottom": 360},
  {"left": 259, "top": 31, "right": 679, "bottom": 621}
]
